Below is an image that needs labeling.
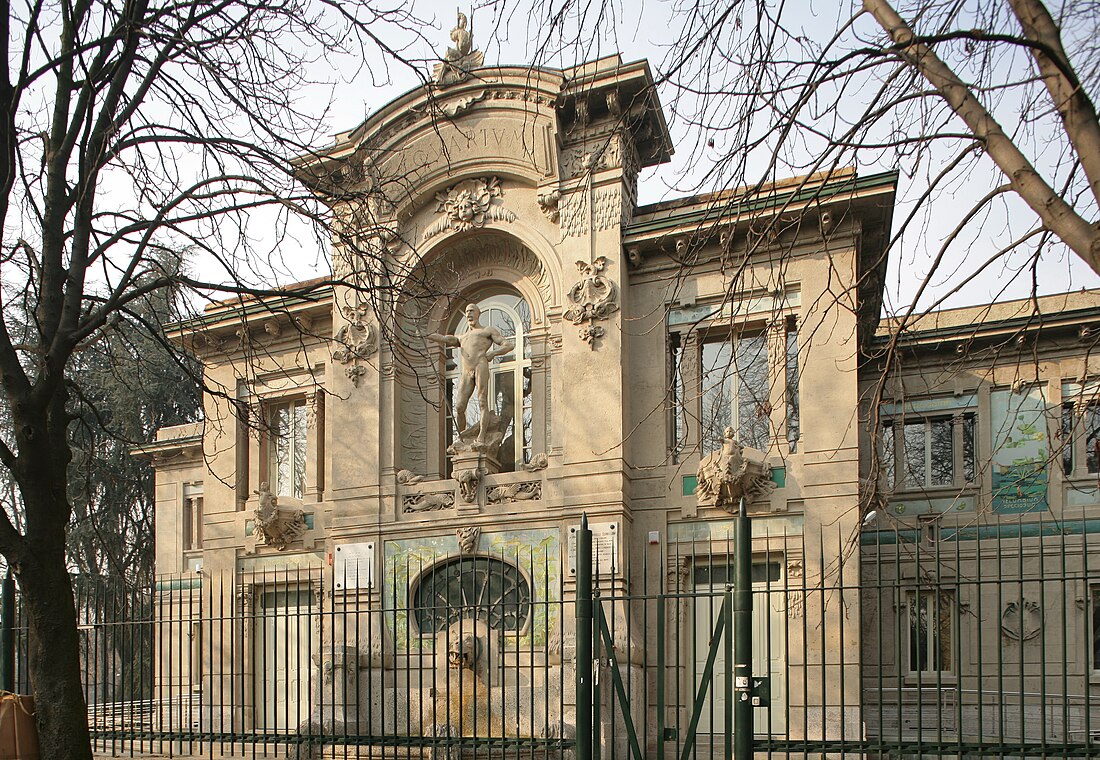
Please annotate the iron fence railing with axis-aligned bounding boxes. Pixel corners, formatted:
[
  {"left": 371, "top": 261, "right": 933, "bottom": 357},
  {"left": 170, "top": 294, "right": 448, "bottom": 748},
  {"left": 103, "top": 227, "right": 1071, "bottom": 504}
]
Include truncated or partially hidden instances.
[{"left": 6, "top": 513, "right": 1099, "bottom": 758}]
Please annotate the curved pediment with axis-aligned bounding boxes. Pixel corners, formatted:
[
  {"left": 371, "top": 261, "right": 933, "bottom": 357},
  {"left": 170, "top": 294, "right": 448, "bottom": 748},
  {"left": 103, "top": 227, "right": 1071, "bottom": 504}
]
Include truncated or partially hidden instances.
[{"left": 302, "top": 71, "right": 563, "bottom": 216}]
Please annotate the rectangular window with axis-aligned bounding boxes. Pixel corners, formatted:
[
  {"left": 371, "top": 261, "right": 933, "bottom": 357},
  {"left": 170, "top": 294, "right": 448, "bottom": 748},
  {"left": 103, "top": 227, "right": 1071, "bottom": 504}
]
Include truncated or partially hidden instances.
[
  {"left": 701, "top": 333, "right": 770, "bottom": 454},
  {"left": 881, "top": 411, "right": 976, "bottom": 491},
  {"left": 182, "top": 487, "right": 203, "bottom": 551},
  {"left": 269, "top": 401, "right": 307, "bottom": 499},
  {"left": 785, "top": 319, "right": 800, "bottom": 453},
  {"left": 669, "top": 332, "right": 685, "bottom": 458},
  {"left": 1057, "top": 385, "right": 1100, "bottom": 477},
  {"left": 908, "top": 590, "right": 952, "bottom": 674},
  {"left": 1093, "top": 586, "right": 1100, "bottom": 672},
  {"left": 190, "top": 621, "right": 203, "bottom": 692}
]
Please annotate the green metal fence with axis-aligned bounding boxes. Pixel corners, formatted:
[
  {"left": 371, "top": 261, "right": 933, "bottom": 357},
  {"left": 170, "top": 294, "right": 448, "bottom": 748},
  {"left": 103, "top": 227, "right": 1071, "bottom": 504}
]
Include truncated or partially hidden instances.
[{"left": 6, "top": 511, "right": 1099, "bottom": 758}]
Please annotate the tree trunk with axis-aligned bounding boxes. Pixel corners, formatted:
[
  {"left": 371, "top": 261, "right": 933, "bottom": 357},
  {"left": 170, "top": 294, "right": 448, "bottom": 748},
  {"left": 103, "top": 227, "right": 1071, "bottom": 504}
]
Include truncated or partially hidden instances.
[{"left": 18, "top": 556, "right": 93, "bottom": 760}]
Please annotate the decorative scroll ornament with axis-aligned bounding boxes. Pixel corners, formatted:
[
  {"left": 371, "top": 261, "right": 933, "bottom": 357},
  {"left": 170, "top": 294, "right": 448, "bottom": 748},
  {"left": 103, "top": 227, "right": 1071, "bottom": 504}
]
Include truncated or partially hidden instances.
[
  {"left": 563, "top": 256, "right": 619, "bottom": 349},
  {"left": 695, "top": 428, "right": 777, "bottom": 512},
  {"left": 253, "top": 483, "right": 308, "bottom": 551},
  {"left": 422, "top": 176, "right": 516, "bottom": 242},
  {"left": 433, "top": 12, "right": 484, "bottom": 86},
  {"left": 456, "top": 526, "right": 481, "bottom": 554}
]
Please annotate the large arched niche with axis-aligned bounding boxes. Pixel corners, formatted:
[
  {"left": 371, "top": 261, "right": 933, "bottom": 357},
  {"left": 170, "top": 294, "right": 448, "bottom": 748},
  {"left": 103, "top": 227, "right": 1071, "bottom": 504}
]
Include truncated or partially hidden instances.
[{"left": 393, "top": 230, "right": 558, "bottom": 481}]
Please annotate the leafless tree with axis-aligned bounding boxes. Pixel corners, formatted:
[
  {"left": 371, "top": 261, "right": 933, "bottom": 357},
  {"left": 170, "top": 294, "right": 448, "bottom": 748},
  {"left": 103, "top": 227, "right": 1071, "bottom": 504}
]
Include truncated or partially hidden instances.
[{"left": 0, "top": 0, "right": 436, "bottom": 755}]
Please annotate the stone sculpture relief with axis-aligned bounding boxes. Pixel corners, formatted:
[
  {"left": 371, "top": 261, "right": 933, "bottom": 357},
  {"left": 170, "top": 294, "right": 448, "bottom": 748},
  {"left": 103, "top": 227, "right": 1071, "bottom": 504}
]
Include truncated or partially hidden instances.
[
  {"left": 563, "top": 256, "right": 619, "bottom": 348},
  {"left": 332, "top": 301, "right": 377, "bottom": 365},
  {"left": 403, "top": 491, "right": 455, "bottom": 512},
  {"left": 785, "top": 560, "right": 805, "bottom": 619},
  {"left": 426, "top": 304, "right": 514, "bottom": 450},
  {"left": 536, "top": 187, "right": 561, "bottom": 222},
  {"left": 695, "top": 427, "right": 777, "bottom": 512},
  {"left": 422, "top": 177, "right": 516, "bottom": 242},
  {"left": 456, "top": 526, "right": 481, "bottom": 554},
  {"left": 413, "top": 90, "right": 486, "bottom": 119},
  {"left": 253, "top": 482, "right": 308, "bottom": 551},
  {"left": 396, "top": 469, "right": 423, "bottom": 485},
  {"left": 521, "top": 452, "right": 549, "bottom": 471},
  {"left": 486, "top": 481, "right": 542, "bottom": 505},
  {"left": 432, "top": 12, "right": 484, "bottom": 86}
]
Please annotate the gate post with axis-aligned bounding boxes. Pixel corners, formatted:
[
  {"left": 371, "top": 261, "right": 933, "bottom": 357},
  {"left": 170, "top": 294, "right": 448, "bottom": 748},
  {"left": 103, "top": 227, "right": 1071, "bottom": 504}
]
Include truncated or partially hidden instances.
[
  {"left": 575, "top": 514, "right": 593, "bottom": 760},
  {"left": 1, "top": 568, "right": 13, "bottom": 692},
  {"left": 733, "top": 498, "right": 753, "bottom": 760}
]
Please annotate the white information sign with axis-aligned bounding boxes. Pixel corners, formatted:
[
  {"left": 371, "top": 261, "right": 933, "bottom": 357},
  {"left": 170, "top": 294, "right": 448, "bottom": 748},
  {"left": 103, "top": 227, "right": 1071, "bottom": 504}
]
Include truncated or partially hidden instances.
[
  {"left": 567, "top": 522, "right": 619, "bottom": 576},
  {"left": 333, "top": 542, "right": 375, "bottom": 590}
]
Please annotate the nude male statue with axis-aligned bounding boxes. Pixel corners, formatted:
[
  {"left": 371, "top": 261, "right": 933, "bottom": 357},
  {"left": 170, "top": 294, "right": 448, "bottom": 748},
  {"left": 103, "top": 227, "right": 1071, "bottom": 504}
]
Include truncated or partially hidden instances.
[{"left": 426, "top": 304, "right": 515, "bottom": 444}]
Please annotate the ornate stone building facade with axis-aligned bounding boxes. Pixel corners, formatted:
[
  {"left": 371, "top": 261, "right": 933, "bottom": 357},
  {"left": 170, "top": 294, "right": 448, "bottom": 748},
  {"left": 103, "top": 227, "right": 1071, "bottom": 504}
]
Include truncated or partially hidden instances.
[{"left": 146, "top": 35, "right": 1100, "bottom": 750}]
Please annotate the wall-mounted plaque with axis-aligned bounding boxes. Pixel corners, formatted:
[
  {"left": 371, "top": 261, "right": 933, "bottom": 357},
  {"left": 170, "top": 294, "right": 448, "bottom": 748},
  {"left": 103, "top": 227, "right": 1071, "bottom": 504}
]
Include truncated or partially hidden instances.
[
  {"left": 567, "top": 522, "right": 619, "bottom": 576},
  {"left": 334, "top": 542, "right": 375, "bottom": 590}
]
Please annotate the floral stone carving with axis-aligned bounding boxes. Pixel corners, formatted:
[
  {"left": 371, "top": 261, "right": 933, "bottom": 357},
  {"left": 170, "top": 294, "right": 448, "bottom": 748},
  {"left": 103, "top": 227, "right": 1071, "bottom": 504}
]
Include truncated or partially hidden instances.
[
  {"left": 422, "top": 177, "right": 516, "bottom": 242},
  {"left": 695, "top": 428, "right": 777, "bottom": 512},
  {"left": 253, "top": 483, "right": 308, "bottom": 551},
  {"left": 563, "top": 256, "right": 619, "bottom": 349}
]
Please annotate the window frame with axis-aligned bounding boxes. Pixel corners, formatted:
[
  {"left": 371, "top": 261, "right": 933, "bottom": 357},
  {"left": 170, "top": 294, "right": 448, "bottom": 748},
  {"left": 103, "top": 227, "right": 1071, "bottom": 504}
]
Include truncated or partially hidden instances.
[
  {"left": 182, "top": 483, "right": 203, "bottom": 552},
  {"left": 266, "top": 397, "right": 309, "bottom": 501},
  {"left": 1092, "top": 584, "right": 1100, "bottom": 676},
  {"left": 905, "top": 588, "right": 955, "bottom": 677},
  {"left": 409, "top": 555, "right": 534, "bottom": 637},
  {"left": 697, "top": 327, "right": 773, "bottom": 456},
  {"left": 1060, "top": 380, "right": 1100, "bottom": 479},
  {"left": 879, "top": 403, "right": 978, "bottom": 494}
]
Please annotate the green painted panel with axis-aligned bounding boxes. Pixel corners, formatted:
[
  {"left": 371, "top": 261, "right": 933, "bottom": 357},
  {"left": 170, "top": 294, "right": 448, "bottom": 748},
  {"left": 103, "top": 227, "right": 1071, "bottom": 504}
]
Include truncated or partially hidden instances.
[
  {"left": 890, "top": 495, "right": 974, "bottom": 516},
  {"left": 860, "top": 530, "right": 921, "bottom": 546},
  {"left": 941, "top": 519, "right": 1100, "bottom": 541},
  {"left": 682, "top": 475, "right": 698, "bottom": 496},
  {"left": 990, "top": 386, "right": 1049, "bottom": 514},
  {"left": 770, "top": 467, "right": 786, "bottom": 488}
]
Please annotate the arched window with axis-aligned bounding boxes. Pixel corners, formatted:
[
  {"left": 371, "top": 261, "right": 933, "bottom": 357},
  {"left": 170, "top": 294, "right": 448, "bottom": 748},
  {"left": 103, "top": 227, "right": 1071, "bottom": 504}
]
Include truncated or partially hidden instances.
[
  {"left": 411, "top": 556, "right": 532, "bottom": 634},
  {"left": 444, "top": 291, "right": 533, "bottom": 473}
]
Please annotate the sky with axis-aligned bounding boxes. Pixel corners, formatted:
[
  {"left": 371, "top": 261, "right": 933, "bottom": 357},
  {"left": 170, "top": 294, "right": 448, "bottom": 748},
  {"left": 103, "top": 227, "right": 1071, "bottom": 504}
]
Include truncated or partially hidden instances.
[{"left": 260, "top": 0, "right": 1100, "bottom": 315}]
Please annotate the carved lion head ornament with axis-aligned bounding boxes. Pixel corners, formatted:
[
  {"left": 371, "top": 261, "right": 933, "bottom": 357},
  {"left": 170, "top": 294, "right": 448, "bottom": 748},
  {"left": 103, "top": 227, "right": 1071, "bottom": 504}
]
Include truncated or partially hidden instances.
[{"left": 446, "top": 629, "right": 481, "bottom": 671}]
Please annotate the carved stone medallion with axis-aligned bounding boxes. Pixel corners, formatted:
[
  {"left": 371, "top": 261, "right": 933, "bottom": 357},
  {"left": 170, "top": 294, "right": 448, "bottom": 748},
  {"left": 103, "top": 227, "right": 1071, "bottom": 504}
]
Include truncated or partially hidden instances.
[{"left": 422, "top": 177, "right": 516, "bottom": 242}]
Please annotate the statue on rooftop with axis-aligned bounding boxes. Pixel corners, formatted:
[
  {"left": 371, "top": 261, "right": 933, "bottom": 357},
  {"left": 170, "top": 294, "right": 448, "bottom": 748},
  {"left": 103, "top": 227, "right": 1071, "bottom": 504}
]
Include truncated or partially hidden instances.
[{"left": 433, "top": 12, "right": 484, "bottom": 86}]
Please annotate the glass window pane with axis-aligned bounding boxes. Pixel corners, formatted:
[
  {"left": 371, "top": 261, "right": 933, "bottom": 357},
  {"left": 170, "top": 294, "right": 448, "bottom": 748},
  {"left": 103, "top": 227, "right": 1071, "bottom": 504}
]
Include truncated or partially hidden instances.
[
  {"left": 910, "top": 593, "right": 929, "bottom": 672},
  {"left": 293, "top": 404, "right": 307, "bottom": 499},
  {"left": 1093, "top": 586, "right": 1100, "bottom": 672},
  {"left": 785, "top": 324, "right": 799, "bottom": 452},
  {"left": 908, "top": 591, "right": 952, "bottom": 673},
  {"left": 903, "top": 421, "right": 927, "bottom": 488},
  {"left": 881, "top": 422, "right": 896, "bottom": 490},
  {"left": 962, "top": 412, "right": 976, "bottom": 483},
  {"left": 1063, "top": 402, "right": 1075, "bottom": 475},
  {"left": 1087, "top": 404, "right": 1100, "bottom": 473},
  {"left": 700, "top": 341, "right": 734, "bottom": 456},
  {"left": 735, "top": 334, "right": 770, "bottom": 451},
  {"left": 494, "top": 369, "right": 516, "bottom": 467},
  {"left": 929, "top": 416, "right": 953, "bottom": 486}
]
